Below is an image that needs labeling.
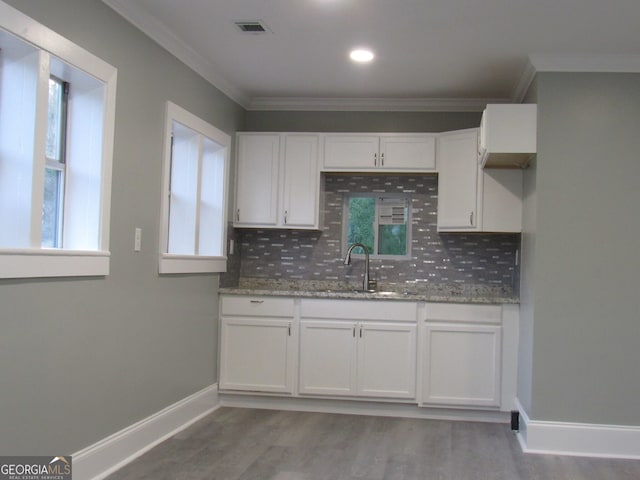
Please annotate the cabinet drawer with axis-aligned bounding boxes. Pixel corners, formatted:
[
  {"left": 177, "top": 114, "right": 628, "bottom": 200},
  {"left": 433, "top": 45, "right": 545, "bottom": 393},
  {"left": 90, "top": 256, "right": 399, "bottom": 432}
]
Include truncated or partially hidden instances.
[
  {"left": 221, "top": 295, "right": 295, "bottom": 317},
  {"left": 426, "top": 303, "right": 501, "bottom": 324},
  {"left": 300, "top": 298, "right": 417, "bottom": 321}
]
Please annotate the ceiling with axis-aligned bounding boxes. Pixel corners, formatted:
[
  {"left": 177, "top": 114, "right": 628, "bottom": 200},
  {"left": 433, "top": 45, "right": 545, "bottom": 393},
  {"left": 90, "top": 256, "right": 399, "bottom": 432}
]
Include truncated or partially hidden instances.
[{"left": 103, "top": 0, "right": 640, "bottom": 111}]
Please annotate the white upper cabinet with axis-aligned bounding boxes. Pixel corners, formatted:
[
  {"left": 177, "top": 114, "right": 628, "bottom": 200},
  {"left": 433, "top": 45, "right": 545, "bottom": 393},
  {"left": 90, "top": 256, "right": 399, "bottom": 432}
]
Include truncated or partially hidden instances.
[
  {"left": 235, "top": 133, "right": 280, "bottom": 227},
  {"left": 323, "top": 134, "right": 436, "bottom": 172},
  {"left": 282, "top": 134, "right": 320, "bottom": 227},
  {"left": 437, "top": 128, "right": 522, "bottom": 232},
  {"left": 479, "top": 104, "right": 537, "bottom": 168},
  {"left": 234, "top": 133, "right": 320, "bottom": 229},
  {"left": 437, "top": 129, "right": 481, "bottom": 231},
  {"left": 323, "top": 135, "right": 379, "bottom": 170}
]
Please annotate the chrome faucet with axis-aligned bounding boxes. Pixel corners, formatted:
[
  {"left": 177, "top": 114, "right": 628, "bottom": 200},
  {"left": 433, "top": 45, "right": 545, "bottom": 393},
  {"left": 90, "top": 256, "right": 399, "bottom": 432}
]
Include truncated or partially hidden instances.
[{"left": 343, "top": 243, "right": 376, "bottom": 292}]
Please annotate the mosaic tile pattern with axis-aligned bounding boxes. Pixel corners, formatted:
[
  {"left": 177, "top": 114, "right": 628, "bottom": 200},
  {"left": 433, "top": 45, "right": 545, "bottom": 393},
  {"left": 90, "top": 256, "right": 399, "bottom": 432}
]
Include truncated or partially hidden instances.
[{"left": 233, "top": 174, "right": 520, "bottom": 292}]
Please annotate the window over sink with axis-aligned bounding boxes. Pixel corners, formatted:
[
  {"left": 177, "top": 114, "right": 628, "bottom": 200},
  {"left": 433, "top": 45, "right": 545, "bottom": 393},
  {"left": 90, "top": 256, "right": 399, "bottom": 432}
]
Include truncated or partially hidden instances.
[{"left": 343, "top": 193, "right": 411, "bottom": 259}]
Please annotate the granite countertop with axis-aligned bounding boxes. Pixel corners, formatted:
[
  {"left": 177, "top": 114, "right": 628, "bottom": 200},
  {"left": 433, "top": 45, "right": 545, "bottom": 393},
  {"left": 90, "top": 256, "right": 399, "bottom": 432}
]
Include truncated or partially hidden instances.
[{"left": 219, "top": 279, "right": 519, "bottom": 304}]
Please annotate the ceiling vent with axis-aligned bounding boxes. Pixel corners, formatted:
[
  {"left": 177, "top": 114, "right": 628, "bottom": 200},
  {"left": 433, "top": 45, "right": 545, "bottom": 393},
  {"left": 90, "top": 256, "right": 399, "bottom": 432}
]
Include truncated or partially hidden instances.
[{"left": 234, "top": 21, "right": 271, "bottom": 34}]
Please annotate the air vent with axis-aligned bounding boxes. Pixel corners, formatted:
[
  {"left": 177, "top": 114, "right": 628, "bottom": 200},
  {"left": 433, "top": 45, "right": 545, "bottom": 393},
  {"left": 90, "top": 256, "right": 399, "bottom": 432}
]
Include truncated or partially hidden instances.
[{"left": 234, "top": 21, "right": 271, "bottom": 34}]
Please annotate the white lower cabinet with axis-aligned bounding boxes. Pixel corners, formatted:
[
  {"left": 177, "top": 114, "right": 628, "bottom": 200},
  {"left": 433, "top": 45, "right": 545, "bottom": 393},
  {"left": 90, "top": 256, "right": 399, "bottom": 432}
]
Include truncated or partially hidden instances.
[
  {"left": 357, "top": 322, "right": 417, "bottom": 398},
  {"left": 298, "top": 320, "right": 357, "bottom": 396},
  {"left": 420, "top": 303, "right": 503, "bottom": 408},
  {"left": 298, "top": 320, "right": 417, "bottom": 398},
  {"left": 219, "top": 295, "right": 517, "bottom": 413},
  {"left": 219, "top": 296, "right": 295, "bottom": 393},
  {"left": 298, "top": 299, "right": 418, "bottom": 399}
]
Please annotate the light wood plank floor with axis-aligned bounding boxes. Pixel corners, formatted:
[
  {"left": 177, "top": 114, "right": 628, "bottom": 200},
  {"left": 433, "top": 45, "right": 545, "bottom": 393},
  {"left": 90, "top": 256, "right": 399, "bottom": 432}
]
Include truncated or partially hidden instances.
[{"left": 106, "top": 407, "right": 640, "bottom": 480}]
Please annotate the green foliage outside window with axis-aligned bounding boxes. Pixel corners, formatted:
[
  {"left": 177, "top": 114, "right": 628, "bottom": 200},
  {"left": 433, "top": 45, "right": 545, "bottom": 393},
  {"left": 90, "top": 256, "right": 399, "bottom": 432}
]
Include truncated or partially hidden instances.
[
  {"left": 347, "top": 196, "right": 374, "bottom": 253},
  {"left": 346, "top": 195, "right": 409, "bottom": 257}
]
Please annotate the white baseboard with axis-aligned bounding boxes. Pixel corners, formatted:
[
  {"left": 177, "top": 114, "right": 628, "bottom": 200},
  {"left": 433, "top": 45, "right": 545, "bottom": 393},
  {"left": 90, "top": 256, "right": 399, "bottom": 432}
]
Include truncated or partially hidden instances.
[
  {"left": 220, "top": 393, "right": 510, "bottom": 424},
  {"left": 72, "top": 384, "right": 220, "bottom": 480},
  {"left": 515, "top": 398, "right": 640, "bottom": 459}
]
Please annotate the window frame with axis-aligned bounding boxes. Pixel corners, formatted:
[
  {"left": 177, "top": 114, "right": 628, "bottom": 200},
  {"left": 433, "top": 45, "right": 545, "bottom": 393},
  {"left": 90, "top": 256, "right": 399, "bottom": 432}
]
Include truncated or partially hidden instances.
[
  {"left": 0, "top": 2, "right": 117, "bottom": 279},
  {"left": 342, "top": 192, "right": 412, "bottom": 261},
  {"left": 158, "top": 101, "right": 230, "bottom": 274},
  {"left": 42, "top": 75, "right": 69, "bottom": 249}
]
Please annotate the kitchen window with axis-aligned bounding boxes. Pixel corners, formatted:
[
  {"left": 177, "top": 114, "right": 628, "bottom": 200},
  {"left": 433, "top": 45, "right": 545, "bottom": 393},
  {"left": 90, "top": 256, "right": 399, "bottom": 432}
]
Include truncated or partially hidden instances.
[
  {"left": 343, "top": 194, "right": 411, "bottom": 259},
  {"left": 158, "top": 102, "right": 230, "bottom": 274},
  {"left": 0, "top": 6, "right": 117, "bottom": 279}
]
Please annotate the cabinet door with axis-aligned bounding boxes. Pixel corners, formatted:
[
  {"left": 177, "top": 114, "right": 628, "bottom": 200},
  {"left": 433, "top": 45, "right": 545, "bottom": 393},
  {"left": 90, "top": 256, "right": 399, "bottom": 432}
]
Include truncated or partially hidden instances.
[
  {"left": 357, "top": 322, "right": 417, "bottom": 399},
  {"left": 379, "top": 135, "right": 436, "bottom": 171},
  {"left": 436, "top": 129, "right": 481, "bottom": 231},
  {"left": 323, "top": 135, "right": 379, "bottom": 170},
  {"left": 235, "top": 134, "right": 279, "bottom": 226},
  {"left": 422, "top": 323, "right": 501, "bottom": 407},
  {"left": 299, "top": 320, "right": 357, "bottom": 396},
  {"left": 219, "top": 317, "right": 294, "bottom": 393},
  {"left": 282, "top": 135, "right": 319, "bottom": 228}
]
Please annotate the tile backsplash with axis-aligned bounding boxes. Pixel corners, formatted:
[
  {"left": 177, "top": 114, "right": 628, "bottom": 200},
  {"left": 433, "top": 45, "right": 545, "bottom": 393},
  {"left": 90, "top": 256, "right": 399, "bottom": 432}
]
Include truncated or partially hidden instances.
[{"left": 222, "top": 174, "right": 520, "bottom": 293}]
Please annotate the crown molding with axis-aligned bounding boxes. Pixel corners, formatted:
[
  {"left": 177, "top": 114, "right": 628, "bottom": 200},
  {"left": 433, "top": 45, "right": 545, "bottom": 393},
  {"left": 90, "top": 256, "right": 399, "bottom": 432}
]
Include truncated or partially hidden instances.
[
  {"left": 247, "top": 96, "right": 510, "bottom": 112},
  {"left": 511, "top": 59, "right": 537, "bottom": 103},
  {"left": 101, "top": 0, "right": 250, "bottom": 108},
  {"left": 529, "top": 53, "right": 640, "bottom": 73}
]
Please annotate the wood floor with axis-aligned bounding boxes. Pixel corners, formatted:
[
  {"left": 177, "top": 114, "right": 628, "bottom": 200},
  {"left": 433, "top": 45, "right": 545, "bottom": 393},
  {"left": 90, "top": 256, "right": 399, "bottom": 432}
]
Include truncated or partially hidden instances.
[{"left": 106, "top": 407, "right": 640, "bottom": 480}]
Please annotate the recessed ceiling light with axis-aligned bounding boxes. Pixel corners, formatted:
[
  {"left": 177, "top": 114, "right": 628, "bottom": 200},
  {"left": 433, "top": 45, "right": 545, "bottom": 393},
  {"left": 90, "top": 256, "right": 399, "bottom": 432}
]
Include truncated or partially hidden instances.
[{"left": 349, "top": 49, "right": 375, "bottom": 63}]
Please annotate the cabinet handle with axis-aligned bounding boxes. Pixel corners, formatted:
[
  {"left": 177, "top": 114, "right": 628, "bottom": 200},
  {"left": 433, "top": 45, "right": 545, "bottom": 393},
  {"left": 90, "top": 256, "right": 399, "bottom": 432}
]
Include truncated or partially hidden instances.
[
  {"left": 374, "top": 153, "right": 377, "bottom": 167},
  {"left": 359, "top": 326, "right": 363, "bottom": 338},
  {"left": 470, "top": 211, "right": 474, "bottom": 226},
  {"left": 288, "top": 323, "right": 291, "bottom": 336},
  {"left": 381, "top": 152, "right": 384, "bottom": 167},
  {"left": 284, "top": 210, "right": 288, "bottom": 224},
  {"left": 236, "top": 209, "right": 240, "bottom": 222},
  {"left": 353, "top": 326, "right": 356, "bottom": 337},
  {"left": 249, "top": 300, "right": 264, "bottom": 304}
]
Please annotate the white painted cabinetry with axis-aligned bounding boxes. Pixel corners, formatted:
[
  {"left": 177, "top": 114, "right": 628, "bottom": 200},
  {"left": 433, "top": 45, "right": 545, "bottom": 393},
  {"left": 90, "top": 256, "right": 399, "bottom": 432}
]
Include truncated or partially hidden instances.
[
  {"left": 234, "top": 133, "right": 320, "bottom": 229},
  {"left": 421, "top": 303, "right": 503, "bottom": 408},
  {"left": 437, "top": 128, "right": 522, "bottom": 232},
  {"left": 298, "top": 299, "right": 417, "bottom": 399},
  {"left": 219, "top": 296, "right": 296, "bottom": 393},
  {"left": 323, "top": 134, "right": 436, "bottom": 172},
  {"left": 218, "top": 294, "right": 518, "bottom": 414},
  {"left": 480, "top": 104, "right": 537, "bottom": 168},
  {"left": 436, "top": 129, "right": 481, "bottom": 231},
  {"left": 234, "top": 134, "right": 279, "bottom": 227}
]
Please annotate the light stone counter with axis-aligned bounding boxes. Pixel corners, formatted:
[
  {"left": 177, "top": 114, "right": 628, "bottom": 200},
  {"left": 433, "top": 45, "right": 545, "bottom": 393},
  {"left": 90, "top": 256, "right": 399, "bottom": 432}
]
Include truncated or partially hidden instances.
[{"left": 219, "top": 279, "right": 519, "bottom": 304}]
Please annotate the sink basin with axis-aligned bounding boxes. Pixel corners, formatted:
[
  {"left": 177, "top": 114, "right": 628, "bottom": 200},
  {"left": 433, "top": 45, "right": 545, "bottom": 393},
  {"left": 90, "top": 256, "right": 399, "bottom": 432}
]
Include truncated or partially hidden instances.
[{"left": 306, "top": 287, "right": 417, "bottom": 297}]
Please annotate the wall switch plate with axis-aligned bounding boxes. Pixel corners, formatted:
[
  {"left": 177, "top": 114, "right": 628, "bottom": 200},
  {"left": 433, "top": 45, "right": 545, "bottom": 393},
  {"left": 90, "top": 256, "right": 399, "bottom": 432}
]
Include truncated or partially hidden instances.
[{"left": 134, "top": 227, "right": 142, "bottom": 251}]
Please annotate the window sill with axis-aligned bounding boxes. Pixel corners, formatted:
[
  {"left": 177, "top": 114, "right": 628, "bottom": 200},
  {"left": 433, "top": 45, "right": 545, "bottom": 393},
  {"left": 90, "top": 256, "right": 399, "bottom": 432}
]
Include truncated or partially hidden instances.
[
  {"left": 159, "top": 254, "right": 227, "bottom": 274},
  {"left": 0, "top": 249, "right": 110, "bottom": 279}
]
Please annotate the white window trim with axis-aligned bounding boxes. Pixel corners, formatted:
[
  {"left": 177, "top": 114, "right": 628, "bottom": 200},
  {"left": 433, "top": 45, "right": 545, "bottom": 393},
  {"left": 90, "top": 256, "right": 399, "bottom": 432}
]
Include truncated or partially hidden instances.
[
  {"left": 158, "top": 101, "right": 230, "bottom": 274},
  {"left": 0, "top": 1, "right": 117, "bottom": 279}
]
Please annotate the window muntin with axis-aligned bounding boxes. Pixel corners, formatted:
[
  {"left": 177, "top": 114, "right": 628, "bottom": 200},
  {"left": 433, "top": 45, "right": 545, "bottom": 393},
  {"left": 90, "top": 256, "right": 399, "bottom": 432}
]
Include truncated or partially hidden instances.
[
  {"left": 159, "top": 102, "right": 230, "bottom": 274},
  {"left": 0, "top": 4, "right": 117, "bottom": 278},
  {"left": 344, "top": 194, "right": 411, "bottom": 258}
]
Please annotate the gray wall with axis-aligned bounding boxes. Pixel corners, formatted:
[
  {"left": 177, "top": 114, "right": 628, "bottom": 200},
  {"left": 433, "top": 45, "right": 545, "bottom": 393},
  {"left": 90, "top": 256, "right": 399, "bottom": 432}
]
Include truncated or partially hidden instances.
[
  {"left": 523, "top": 73, "right": 640, "bottom": 425},
  {"left": 245, "top": 110, "right": 482, "bottom": 132},
  {"left": 0, "top": 0, "right": 244, "bottom": 454},
  {"left": 517, "top": 80, "right": 538, "bottom": 414}
]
